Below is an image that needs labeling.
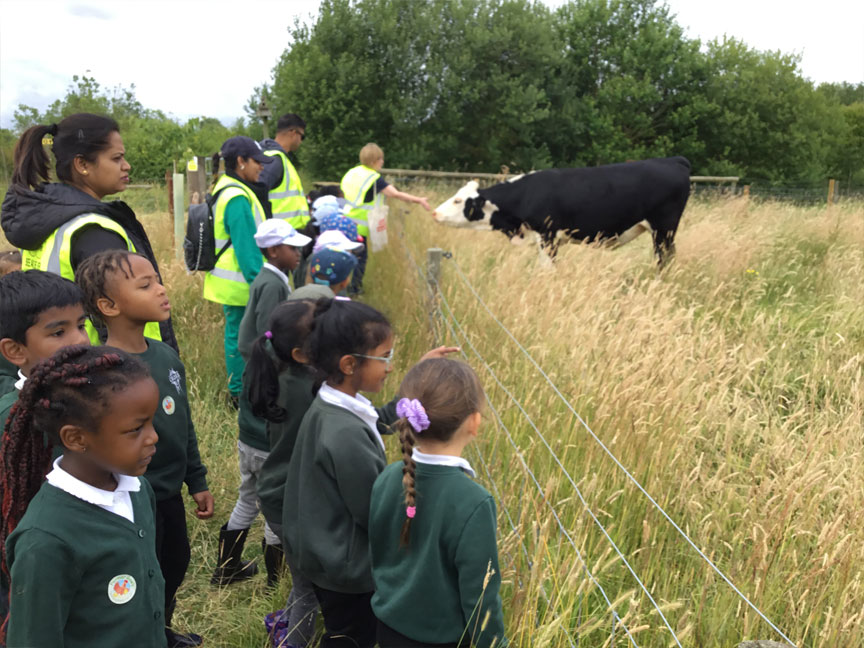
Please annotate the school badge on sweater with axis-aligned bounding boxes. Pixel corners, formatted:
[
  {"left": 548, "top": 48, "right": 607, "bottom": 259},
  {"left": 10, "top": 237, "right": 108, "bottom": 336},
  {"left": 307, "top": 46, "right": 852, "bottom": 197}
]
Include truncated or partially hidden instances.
[
  {"left": 163, "top": 367, "right": 182, "bottom": 415},
  {"left": 108, "top": 574, "right": 136, "bottom": 604}
]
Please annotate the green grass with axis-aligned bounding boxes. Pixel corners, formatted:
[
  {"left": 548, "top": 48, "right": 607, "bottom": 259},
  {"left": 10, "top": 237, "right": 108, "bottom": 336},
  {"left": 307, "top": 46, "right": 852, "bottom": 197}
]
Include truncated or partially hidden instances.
[{"left": 6, "top": 187, "right": 862, "bottom": 647}]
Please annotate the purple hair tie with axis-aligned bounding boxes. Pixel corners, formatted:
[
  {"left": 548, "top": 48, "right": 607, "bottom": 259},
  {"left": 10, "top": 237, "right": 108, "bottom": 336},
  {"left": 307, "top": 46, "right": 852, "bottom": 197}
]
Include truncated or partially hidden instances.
[
  {"left": 396, "top": 398, "right": 429, "bottom": 433},
  {"left": 264, "top": 331, "right": 273, "bottom": 339}
]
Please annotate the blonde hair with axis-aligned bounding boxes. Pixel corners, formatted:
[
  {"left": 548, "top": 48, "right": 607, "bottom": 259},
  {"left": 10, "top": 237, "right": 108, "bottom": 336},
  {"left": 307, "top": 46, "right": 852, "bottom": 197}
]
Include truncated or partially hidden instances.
[{"left": 359, "top": 143, "right": 384, "bottom": 167}]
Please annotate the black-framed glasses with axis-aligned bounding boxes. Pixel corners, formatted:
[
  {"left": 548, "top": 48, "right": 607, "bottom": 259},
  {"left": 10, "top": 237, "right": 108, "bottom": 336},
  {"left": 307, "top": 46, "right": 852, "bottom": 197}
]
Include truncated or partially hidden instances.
[
  {"left": 294, "top": 130, "right": 306, "bottom": 141},
  {"left": 352, "top": 347, "right": 395, "bottom": 367}
]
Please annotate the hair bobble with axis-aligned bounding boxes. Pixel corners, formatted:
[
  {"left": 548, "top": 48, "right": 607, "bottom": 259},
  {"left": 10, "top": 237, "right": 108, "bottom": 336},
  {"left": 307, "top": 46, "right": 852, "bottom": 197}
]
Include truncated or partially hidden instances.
[
  {"left": 264, "top": 331, "right": 273, "bottom": 339},
  {"left": 406, "top": 506, "right": 416, "bottom": 519},
  {"left": 47, "top": 123, "right": 58, "bottom": 136},
  {"left": 396, "top": 398, "right": 429, "bottom": 433}
]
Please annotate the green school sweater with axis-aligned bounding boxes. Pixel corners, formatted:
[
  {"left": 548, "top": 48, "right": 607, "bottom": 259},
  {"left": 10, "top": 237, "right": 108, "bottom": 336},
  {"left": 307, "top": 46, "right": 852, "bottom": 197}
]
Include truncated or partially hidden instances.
[
  {"left": 0, "top": 356, "right": 17, "bottom": 397},
  {"left": 256, "top": 366, "right": 316, "bottom": 525},
  {"left": 281, "top": 395, "right": 397, "bottom": 593},
  {"left": 135, "top": 340, "right": 208, "bottom": 500},
  {"left": 6, "top": 479, "right": 167, "bottom": 648},
  {"left": 237, "top": 265, "right": 291, "bottom": 361},
  {"left": 236, "top": 265, "right": 291, "bottom": 450},
  {"left": 370, "top": 462, "right": 507, "bottom": 648}
]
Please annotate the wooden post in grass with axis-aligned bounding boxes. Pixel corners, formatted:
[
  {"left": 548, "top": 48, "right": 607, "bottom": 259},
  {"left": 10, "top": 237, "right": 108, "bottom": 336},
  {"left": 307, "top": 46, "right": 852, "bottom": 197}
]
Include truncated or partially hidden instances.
[
  {"left": 427, "top": 248, "right": 443, "bottom": 297},
  {"left": 172, "top": 173, "right": 185, "bottom": 261},
  {"left": 827, "top": 178, "right": 836, "bottom": 205}
]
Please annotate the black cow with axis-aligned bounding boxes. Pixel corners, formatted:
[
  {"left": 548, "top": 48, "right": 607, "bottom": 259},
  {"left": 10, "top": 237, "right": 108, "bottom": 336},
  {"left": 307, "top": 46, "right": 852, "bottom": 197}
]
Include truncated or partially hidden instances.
[{"left": 432, "top": 156, "right": 691, "bottom": 266}]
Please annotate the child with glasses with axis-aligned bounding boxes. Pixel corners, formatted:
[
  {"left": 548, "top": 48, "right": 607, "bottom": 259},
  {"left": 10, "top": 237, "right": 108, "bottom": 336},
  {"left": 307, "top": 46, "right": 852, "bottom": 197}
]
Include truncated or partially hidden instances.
[{"left": 281, "top": 299, "right": 456, "bottom": 648}]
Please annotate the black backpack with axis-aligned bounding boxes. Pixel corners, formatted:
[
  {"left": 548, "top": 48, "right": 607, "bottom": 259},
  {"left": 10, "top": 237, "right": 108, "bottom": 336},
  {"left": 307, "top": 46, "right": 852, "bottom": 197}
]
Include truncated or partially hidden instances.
[{"left": 183, "top": 186, "right": 232, "bottom": 272}]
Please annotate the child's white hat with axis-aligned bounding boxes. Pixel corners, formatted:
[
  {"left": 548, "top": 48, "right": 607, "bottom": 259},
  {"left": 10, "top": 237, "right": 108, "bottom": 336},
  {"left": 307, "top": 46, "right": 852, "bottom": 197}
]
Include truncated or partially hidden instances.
[
  {"left": 313, "top": 229, "right": 364, "bottom": 254},
  {"left": 254, "top": 219, "right": 312, "bottom": 248}
]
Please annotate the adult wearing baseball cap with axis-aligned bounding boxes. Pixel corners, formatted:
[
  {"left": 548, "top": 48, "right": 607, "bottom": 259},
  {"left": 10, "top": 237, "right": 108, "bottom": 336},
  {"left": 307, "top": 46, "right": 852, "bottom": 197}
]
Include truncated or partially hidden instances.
[{"left": 205, "top": 136, "right": 276, "bottom": 406}]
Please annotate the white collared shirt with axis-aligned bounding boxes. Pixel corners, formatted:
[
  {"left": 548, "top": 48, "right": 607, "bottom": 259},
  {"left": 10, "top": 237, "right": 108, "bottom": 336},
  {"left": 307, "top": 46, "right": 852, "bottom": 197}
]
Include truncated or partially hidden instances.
[
  {"left": 263, "top": 262, "right": 292, "bottom": 289},
  {"left": 317, "top": 383, "right": 385, "bottom": 451},
  {"left": 45, "top": 457, "right": 140, "bottom": 523},
  {"left": 14, "top": 370, "right": 26, "bottom": 391},
  {"left": 412, "top": 448, "right": 476, "bottom": 477}
]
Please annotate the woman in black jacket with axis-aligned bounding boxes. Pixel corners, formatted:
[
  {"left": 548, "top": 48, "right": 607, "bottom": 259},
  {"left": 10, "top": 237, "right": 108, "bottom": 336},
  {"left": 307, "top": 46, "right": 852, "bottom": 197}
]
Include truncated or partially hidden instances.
[{"left": 1, "top": 112, "right": 178, "bottom": 351}]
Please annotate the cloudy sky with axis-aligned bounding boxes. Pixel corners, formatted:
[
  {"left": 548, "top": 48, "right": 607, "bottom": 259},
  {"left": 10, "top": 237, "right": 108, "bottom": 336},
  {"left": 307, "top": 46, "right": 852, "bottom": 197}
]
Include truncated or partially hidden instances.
[{"left": 1, "top": 0, "right": 862, "bottom": 129}]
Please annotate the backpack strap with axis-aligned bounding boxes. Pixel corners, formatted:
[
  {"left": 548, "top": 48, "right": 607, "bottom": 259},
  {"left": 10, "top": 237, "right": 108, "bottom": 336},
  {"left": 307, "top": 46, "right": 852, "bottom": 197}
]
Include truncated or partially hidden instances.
[{"left": 207, "top": 185, "right": 240, "bottom": 263}]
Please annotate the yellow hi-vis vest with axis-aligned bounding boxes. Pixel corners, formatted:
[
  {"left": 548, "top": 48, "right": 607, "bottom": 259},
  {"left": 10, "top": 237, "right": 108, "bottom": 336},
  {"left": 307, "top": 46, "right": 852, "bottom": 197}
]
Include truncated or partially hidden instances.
[
  {"left": 21, "top": 213, "right": 163, "bottom": 345},
  {"left": 341, "top": 165, "right": 383, "bottom": 238},
  {"left": 264, "top": 149, "right": 310, "bottom": 230},
  {"left": 202, "top": 175, "right": 266, "bottom": 306}
]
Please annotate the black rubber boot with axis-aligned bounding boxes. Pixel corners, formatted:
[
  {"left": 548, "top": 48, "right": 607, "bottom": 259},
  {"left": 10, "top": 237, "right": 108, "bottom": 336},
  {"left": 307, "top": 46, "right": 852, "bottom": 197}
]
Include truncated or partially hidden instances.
[
  {"left": 211, "top": 524, "right": 258, "bottom": 586},
  {"left": 263, "top": 540, "right": 285, "bottom": 588}
]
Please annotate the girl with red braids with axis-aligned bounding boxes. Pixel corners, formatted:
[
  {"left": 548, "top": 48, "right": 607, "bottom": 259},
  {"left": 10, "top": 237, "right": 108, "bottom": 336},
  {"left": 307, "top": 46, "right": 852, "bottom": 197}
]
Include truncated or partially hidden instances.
[{"left": 0, "top": 345, "right": 167, "bottom": 647}]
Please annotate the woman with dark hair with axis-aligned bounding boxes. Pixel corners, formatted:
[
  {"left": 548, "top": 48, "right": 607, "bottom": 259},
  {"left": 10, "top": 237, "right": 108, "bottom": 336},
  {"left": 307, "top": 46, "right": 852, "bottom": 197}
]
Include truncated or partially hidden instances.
[
  {"left": 205, "top": 136, "right": 274, "bottom": 405},
  {"left": 0, "top": 113, "right": 178, "bottom": 351}
]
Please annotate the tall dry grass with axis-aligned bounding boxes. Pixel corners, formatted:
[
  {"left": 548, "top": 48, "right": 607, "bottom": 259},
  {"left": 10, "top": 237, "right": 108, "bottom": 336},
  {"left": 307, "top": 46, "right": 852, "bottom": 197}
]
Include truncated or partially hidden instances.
[{"left": 3, "top": 186, "right": 861, "bottom": 647}]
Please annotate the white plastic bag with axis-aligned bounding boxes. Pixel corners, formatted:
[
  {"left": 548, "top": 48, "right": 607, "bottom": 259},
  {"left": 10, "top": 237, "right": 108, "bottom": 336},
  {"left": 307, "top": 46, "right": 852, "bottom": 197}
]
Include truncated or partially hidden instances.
[{"left": 367, "top": 204, "right": 389, "bottom": 253}]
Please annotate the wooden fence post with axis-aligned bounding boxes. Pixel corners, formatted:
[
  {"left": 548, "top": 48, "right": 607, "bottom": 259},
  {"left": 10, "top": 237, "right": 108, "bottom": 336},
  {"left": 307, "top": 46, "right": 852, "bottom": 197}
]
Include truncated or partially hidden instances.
[
  {"left": 172, "top": 173, "right": 185, "bottom": 261},
  {"left": 427, "top": 248, "right": 443, "bottom": 297},
  {"left": 743, "top": 185, "right": 751, "bottom": 199},
  {"left": 827, "top": 178, "right": 836, "bottom": 205}
]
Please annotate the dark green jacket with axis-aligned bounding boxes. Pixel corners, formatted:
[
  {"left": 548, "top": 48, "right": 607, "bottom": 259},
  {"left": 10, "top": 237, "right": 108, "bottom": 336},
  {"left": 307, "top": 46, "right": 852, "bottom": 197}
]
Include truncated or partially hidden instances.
[
  {"left": 236, "top": 264, "right": 292, "bottom": 450},
  {"left": 135, "top": 340, "right": 207, "bottom": 500},
  {"left": 370, "top": 462, "right": 507, "bottom": 648},
  {"left": 0, "top": 356, "right": 17, "bottom": 397},
  {"left": 282, "top": 394, "right": 397, "bottom": 593},
  {"left": 257, "top": 366, "right": 316, "bottom": 525},
  {"left": 6, "top": 479, "right": 167, "bottom": 647},
  {"left": 237, "top": 265, "right": 291, "bottom": 361}
]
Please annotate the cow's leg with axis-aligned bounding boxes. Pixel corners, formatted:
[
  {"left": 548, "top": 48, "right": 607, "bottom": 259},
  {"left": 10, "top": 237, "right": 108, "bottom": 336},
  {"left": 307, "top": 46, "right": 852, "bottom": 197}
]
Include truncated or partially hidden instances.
[
  {"left": 652, "top": 227, "right": 677, "bottom": 269},
  {"left": 537, "top": 232, "right": 558, "bottom": 267}
]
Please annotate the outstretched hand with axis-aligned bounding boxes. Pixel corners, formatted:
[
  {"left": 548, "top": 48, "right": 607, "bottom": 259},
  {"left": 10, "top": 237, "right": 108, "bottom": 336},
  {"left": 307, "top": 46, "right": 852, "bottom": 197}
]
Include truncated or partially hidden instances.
[
  {"left": 417, "top": 197, "right": 432, "bottom": 211},
  {"left": 192, "top": 490, "right": 215, "bottom": 520},
  {"left": 418, "top": 346, "right": 461, "bottom": 362}
]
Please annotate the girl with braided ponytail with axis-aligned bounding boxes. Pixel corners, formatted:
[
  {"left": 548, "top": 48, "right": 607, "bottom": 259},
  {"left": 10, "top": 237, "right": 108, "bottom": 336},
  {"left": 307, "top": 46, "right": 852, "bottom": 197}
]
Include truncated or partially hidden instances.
[
  {"left": 0, "top": 344, "right": 168, "bottom": 647},
  {"left": 368, "top": 358, "right": 508, "bottom": 648}
]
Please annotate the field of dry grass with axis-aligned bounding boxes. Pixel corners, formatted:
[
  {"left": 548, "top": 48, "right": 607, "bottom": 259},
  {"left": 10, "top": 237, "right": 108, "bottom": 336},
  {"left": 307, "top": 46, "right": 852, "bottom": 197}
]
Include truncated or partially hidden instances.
[{"left": 5, "top": 185, "right": 861, "bottom": 647}]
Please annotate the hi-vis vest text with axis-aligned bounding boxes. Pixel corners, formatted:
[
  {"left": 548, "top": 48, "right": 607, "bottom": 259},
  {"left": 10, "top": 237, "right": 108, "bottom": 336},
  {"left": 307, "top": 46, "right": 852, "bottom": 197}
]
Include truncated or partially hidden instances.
[
  {"left": 264, "top": 150, "right": 310, "bottom": 230},
  {"left": 20, "top": 213, "right": 163, "bottom": 345},
  {"left": 341, "top": 166, "right": 382, "bottom": 238},
  {"left": 203, "top": 175, "right": 266, "bottom": 306}
]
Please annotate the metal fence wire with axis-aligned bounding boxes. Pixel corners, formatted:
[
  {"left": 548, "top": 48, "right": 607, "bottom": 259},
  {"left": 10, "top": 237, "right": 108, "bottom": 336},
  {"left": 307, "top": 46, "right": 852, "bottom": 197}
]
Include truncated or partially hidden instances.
[{"left": 394, "top": 214, "right": 797, "bottom": 648}]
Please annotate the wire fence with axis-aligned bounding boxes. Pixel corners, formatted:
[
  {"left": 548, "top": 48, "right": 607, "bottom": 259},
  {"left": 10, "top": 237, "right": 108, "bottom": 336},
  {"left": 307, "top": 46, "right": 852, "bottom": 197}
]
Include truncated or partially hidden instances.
[{"left": 394, "top": 213, "right": 798, "bottom": 647}]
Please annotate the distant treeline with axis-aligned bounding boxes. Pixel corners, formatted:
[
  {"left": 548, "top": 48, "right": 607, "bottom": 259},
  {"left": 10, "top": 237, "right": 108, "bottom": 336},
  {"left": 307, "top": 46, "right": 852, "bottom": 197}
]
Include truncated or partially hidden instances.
[{"left": 4, "top": 0, "right": 863, "bottom": 186}]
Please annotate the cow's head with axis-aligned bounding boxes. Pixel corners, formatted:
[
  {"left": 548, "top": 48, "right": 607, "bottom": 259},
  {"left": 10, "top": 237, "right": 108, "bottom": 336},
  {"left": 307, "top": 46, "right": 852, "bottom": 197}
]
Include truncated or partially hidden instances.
[{"left": 433, "top": 181, "right": 498, "bottom": 228}]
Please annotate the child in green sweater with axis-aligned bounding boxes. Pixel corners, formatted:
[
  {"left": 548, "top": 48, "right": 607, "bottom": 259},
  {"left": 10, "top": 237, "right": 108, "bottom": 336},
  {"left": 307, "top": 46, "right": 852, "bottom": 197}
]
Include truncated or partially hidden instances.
[
  {"left": 76, "top": 251, "right": 213, "bottom": 648},
  {"left": 282, "top": 299, "right": 457, "bottom": 648},
  {"left": 214, "top": 218, "right": 310, "bottom": 588},
  {"left": 246, "top": 300, "right": 319, "bottom": 647},
  {"left": 1, "top": 345, "right": 167, "bottom": 647},
  {"left": 369, "top": 359, "right": 507, "bottom": 648}
]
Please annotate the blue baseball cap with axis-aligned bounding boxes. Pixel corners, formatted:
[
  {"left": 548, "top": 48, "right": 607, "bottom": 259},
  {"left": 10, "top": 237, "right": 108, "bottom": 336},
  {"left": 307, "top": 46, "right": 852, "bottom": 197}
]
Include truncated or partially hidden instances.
[
  {"left": 310, "top": 248, "right": 358, "bottom": 286},
  {"left": 220, "top": 136, "right": 274, "bottom": 164}
]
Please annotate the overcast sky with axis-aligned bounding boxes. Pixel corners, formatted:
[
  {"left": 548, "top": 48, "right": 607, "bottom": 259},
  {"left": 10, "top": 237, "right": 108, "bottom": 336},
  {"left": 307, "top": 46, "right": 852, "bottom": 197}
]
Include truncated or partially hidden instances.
[{"left": 1, "top": 0, "right": 862, "bottom": 129}]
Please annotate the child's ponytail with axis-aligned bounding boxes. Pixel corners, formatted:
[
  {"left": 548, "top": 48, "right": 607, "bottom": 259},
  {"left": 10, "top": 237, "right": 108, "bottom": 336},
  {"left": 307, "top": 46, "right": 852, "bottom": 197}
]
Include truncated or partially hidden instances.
[
  {"left": 396, "top": 417, "right": 418, "bottom": 547},
  {"left": 392, "top": 359, "right": 486, "bottom": 548},
  {"left": 246, "top": 300, "right": 317, "bottom": 422}
]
